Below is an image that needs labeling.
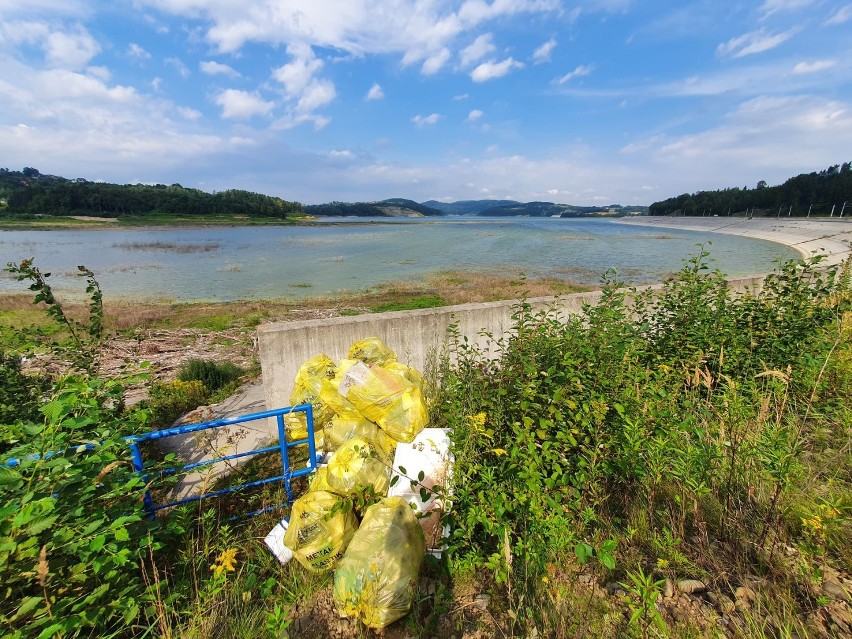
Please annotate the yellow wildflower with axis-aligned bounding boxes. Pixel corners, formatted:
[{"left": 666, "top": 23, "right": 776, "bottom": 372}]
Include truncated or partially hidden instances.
[
  {"left": 490, "top": 448, "right": 507, "bottom": 456},
  {"left": 212, "top": 548, "right": 238, "bottom": 578},
  {"left": 801, "top": 515, "right": 823, "bottom": 532},
  {"left": 468, "top": 412, "right": 487, "bottom": 430}
]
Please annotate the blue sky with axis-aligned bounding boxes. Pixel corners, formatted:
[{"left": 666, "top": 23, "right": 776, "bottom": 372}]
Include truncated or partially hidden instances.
[{"left": 0, "top": 1, "right": 850, "bottom": 206}]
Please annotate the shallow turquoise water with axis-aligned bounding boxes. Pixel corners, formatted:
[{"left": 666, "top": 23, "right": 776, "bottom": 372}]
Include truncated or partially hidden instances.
[{"left": 0, "top": 217, "right": 799, "bottom": 302}]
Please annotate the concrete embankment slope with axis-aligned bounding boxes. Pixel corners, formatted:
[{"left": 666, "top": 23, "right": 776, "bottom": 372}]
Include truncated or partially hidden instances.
[{"left": 616, "top": 216, "right": 852, "bottom": 267}]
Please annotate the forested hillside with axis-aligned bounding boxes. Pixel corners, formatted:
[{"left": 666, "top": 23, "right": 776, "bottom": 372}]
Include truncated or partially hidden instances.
[
  {"left": 649, "top": 162, "right": 852, "bottom": 216},
  {"left": 305, "top": 198, "right": 442, "bottom": 217},
  {"left": 0, "top": 168, "right": 303, "bottom": 218}
]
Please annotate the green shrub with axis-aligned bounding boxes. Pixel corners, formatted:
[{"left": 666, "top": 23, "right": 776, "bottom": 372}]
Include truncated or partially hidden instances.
[
  {"left": 148, "top": 379, "right": 210, "bottom": 427},
  {"left": 0, "top": 350, "right": 47, "bottom": 434},
  {"left": 0, "top": 374, "right": 156, "bottom": 638},
  {"left": 435, "top": 251, "right": 851, "bottom": 620},
  {"left": 177, "top": 358, "right": 244, "bottom": 393}
]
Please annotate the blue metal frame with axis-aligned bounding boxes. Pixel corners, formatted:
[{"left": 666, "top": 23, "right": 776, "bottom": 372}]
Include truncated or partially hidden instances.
[{"left": 126, "top": 404, "right": 317, "bottom": 517}]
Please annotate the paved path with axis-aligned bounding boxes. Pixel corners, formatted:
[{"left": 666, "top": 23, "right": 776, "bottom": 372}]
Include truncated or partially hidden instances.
[{"left": 616, "top": 216, "right": 852, "bottom": 266}]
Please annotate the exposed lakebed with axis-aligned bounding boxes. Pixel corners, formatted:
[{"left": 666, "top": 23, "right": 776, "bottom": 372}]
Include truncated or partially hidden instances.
[{"left": 0, "top": 217, "right": 799, "bottom": 302}]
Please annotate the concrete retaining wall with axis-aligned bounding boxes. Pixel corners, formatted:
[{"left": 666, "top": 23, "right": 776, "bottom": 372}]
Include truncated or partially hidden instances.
[{"left": 258, "top": 273, "right": 768, "bottom": 409}]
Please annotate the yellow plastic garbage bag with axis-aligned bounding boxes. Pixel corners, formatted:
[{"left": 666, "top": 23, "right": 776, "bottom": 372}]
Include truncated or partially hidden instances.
[
  {"left": 339, "top": 362, "right": 429, "bottom": 444},
  {"left": 285, "top": 354, "right": 336, "bottom": 448},
  {"left": 306, "top": 466, "right": 338, "bottom": 494},
  {"left": 326, "top": 436, "right": 392, "bottom": 496},
  {"left": 283, "top": 490, "right": 356, "bottom": 572},
  {"left": 319, "top": 359, "right": 361, "bottom": 418},
  {"left": 333, "top": 496, "right": 426, "bottom": 629},
  {"left": 326, "top": 413, "right": 399, "bottom": 456},
  {"left": 348, "top": 336, "right": 397, "bottom": 366}
]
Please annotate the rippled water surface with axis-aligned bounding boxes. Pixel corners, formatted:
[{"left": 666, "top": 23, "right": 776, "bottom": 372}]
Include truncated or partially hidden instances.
[{"left": 0, "top": 218, "right": 799, "bottom": 301}]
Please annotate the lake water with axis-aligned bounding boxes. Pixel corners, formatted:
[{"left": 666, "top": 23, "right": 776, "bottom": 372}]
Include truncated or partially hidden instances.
[{"left": 0, "top": 217, "right": 799, "bottom": 302}]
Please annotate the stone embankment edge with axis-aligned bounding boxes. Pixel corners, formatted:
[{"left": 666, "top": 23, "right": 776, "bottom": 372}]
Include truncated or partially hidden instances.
[{"left": 258, "top": 217, "right": 851, "bottom": 407}]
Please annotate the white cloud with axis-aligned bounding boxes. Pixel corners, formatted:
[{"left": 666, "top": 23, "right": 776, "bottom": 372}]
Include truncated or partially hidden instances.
[
  {"left": 200, "top": 60, "right": 240, "bottom": 78},
  {"left": 716, "top": 29, "right": 795, "bottom": 59},
  {"left": 824, "top": 5, "right": 852, "bottom": 25},
  {"left": 792, "top": 59, "right": 837, "bottom": 75},
  {"left": 466, "top": 109, "right": 484, "bottom": 122},
  {"left": 273, "top": 43, "right": 323, "bottom": 96},
  {"left": 270, "top": 43, "right": 336, "bottom": 120},
  {"left": 176, "top": 106, "right": 202, "bottom": 120},
  {"left": 459, "top": 33, "right": 496, "bottom": 67},
  {"left": 297, "top": 79, "right": 336, "bottom": 113},
  {"left": 165, "top": 56, "right": 190, "bottom": 78},
  {"left": 329, "top": 149, "right": 355, "bottom": 159},
  {"left": 470, "top": 57, "right": 524, "bottom": 82},
  {"left": 44, "top": 27, "right": 100, "bottom": 69},
  {"left": 555, "top": 64, "right": 594, "bottom": 84},
  {"left": 136, "top": 0, "right": 559, "bottom": 73},
  {"left": 0, "top": 1, "right": 90, "bottom": 20},
  {"left": 0, "top": 57, "right": 234, "bottom": 181},
  {"left": 759, "top": 0, "right": 814, "bottom": 18},
  {"left": 421, "top": 47, "right": 450, "bottom": 75},
  {"left": 412, "top": 113, "right": 441, "bottom": 128},
  {"left": 453, "top": 93, "right": 470, "bottom": 101},
  {"left": 86, "top": 65, "right": 111, "bottom": 82},
  {"left": 128, "top": 42, "right": 151, "bottom": 60},
  {"left": 533, "top": 38, "right": 557, "bottom": 64},
  {"left": 365, "top": 83, "right": 384, "bottom": 100},
  {"left": 632, "top": 96, "right": 852, "bottom": 185},
  {"left": 214, "top": 88, "right": 274, "bottom": 119}
]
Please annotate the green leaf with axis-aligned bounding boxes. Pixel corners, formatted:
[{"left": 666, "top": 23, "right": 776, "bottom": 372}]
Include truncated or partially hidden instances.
[
  {"left": 13, "top": 595, "right": 43, "bottom": 620},
  {"left": 598, "top": 551, "right": 616, "bottom": 571},
  {"left": 27, "top": 515, "right": 58, "bottom": 536},
  {"left": 574, "top": 542, "right": 592, "bottom": 565},
  {"left": 38, "top": 623, "right": 67, "bottom": 639},
  {"left": 114, "top": 527, "right": 130, "bottom": 542},
  {"left": 0, "top": 466, "right": 23, "bottom": 489}
]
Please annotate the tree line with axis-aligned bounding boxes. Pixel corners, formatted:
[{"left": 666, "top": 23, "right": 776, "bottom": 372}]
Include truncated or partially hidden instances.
[
  {"left": 0, "top": 168, "right": 303, "bottom": 218},
  {"left": 648, "top": 162, "right": 852, "bottom": 217}
]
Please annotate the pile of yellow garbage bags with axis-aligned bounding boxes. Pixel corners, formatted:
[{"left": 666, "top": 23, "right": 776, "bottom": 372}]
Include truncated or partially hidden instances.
[{"left": 281, "top": 337, "right": 430, "bottom": 630}]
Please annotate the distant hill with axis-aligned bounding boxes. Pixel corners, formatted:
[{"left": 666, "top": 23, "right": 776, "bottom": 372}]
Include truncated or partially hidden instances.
[
  {"left": 479, "top": 201, "right": 647, "bottom": 217},
  {"left": 423, "top": 199, "right": 647, "bottom": 217},
  {"left": 422, "top": 199, "right": 521, "bottom": 215},
  {"left": 306, "top": 198, "right": 442, "bottom": 217}
]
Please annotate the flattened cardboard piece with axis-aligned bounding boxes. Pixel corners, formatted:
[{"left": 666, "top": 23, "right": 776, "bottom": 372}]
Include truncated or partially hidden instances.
[{"left": 387, "top": 428, "right": 453, "bottom": 557}]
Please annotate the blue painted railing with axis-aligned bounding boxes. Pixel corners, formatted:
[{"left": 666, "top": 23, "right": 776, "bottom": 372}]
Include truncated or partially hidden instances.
[
  {"left": 127, "top": 404, "right": 318, "bottom": 518},
  {"left": 3, "top": 404, "right": 317, "bottom": 519}
]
